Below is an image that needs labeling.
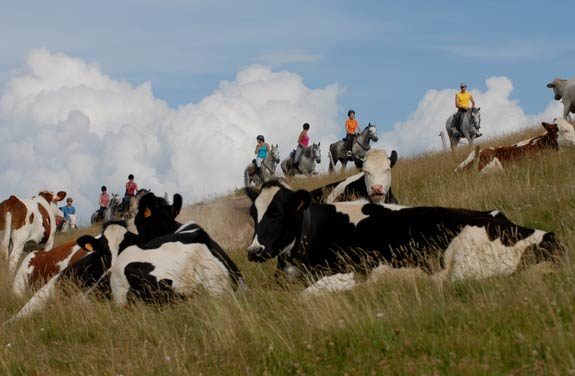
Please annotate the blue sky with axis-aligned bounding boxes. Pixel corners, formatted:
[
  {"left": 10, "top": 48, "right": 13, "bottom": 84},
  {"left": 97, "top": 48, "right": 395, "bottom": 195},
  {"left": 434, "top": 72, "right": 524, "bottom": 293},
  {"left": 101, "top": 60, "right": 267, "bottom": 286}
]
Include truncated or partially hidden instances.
[{"left": 1, "top": 0, "right": 573, "bottom": 134}]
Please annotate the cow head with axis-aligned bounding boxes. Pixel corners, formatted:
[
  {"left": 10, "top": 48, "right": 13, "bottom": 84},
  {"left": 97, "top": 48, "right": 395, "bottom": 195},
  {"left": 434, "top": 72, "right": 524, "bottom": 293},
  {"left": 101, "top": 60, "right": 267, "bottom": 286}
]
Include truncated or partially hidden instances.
[
  {"left": 362, "top": 149, "right": 397, "bottom": 203},
  {"left": 553, "top": 118, "right": 575, "bottom": 148},
  {"left": 38, "top": 190, "right": 66, "bottom": 218},
  {"left": 76, "top": 221, "right": 134, "bottom": 259},
  {"left": 135, "top": 192, "right": 183, "bottom": 243},
  {"left": 546, "top": 78, "right": 566, "bottom": 101},
  {"left": 245, "top": 181, "right": 311, "bottom": 262}
]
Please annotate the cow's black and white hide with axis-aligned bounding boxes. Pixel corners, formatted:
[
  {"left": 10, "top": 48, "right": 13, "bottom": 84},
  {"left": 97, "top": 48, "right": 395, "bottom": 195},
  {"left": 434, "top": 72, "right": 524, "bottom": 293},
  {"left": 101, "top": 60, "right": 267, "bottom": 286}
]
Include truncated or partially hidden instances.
[
  {"left": 309, "top": 149, "right": 399, "bottom": 204},
  {"left": 107, "top": 221, "right": 247, "bottom": 304},
  {"left": 100, "top": 191, "right": 247, "bottom": 304},
  {"left": 245, "top": 180, "right": 562, "bottom": 295}
]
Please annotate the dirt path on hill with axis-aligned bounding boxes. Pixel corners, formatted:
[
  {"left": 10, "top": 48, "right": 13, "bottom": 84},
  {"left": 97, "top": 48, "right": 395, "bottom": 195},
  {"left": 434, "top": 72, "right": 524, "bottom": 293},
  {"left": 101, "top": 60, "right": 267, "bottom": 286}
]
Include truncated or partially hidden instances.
[{"left": 177, "top": 194, "right": 253, "bottom": 251}]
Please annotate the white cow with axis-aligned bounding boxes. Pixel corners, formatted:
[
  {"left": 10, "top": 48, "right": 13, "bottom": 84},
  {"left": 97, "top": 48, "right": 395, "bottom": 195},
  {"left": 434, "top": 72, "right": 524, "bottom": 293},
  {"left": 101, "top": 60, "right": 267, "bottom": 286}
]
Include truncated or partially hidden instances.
[{"left": 547, "top": 78, "right": 575, "bottom": 120}]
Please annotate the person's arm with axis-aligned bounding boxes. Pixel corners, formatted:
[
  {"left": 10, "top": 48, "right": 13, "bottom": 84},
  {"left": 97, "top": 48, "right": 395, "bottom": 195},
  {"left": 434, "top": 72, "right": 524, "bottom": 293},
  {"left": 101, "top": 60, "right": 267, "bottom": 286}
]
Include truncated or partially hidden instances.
[
  {"left": 471, "top": 95, "right": 476, "bottom": 108},
  {"left": 254, "top": 145, "right": 258, "bottom": 154},
  {"left": 455, "top": 94, "right": 459, "bottom": 109}
]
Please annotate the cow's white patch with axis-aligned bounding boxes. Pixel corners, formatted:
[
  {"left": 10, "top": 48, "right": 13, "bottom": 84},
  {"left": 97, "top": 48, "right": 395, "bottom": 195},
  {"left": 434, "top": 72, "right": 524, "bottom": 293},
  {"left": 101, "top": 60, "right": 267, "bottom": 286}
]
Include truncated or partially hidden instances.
[
  {"left": 479, "top": 157, "right": 504, "bottom": 174},
  {"left": 380, "top": 203, "right": 408, "bottom": 211},
  {"left": 489, "top": 210, "right": 500, "bottom": 218},
  {"left": 278, "top": 239, "right": 296, "bottom": 257},
  {"left": 114, "top": 241, "right": 232, "bottom": 299},
  {"left": 556, "top": 118, "right": 575, "bottom": 147},
  {"left": 437, "top": 226, "right": 548, "bottom": 282},
  {"left": 326, "top": 172, "right": 363, "bottom": 203},
  {"left": 301, "top": 273, "right": 356, "bottom": 298},
  {"left": 255, "top": 186, "right": 281, "bottom": 222},
  {"left": 333, "top": 202, "right": 369, "bottom": 226},
  {"left": 512, "top": 138, "right": 533, "bottom": 147}
]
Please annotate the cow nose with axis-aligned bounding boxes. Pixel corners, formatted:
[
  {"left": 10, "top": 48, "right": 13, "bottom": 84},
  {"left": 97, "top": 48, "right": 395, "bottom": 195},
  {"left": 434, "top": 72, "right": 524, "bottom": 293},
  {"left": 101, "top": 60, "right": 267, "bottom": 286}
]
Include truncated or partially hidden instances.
[
  {"left": 247, "top": 243, "right": 266, "bottom": 262},
  {"left": 371, "top": 184, "right": 384, "bottom": 195}
]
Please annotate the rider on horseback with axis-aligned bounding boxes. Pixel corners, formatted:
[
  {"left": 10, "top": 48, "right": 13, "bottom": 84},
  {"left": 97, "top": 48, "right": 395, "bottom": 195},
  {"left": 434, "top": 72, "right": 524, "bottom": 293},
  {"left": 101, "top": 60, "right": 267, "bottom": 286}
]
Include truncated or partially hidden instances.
[
  {"left": 345, "top": 110, "right": 359, "bottom": 157},
  {"left": 453, "top": 83, "right": 482, "bottom": 137},
  {"left": 254, "top": 135, "right": 270, "bottom": 175},
  {"left": 291, "top": 123, "right": 310, "bottom": 171},
  {"left": 122, "top": 174, "right": 138, "bottom": 211},
  {"left": 98, "top": 185, "right": 110, "bottom": 220}
]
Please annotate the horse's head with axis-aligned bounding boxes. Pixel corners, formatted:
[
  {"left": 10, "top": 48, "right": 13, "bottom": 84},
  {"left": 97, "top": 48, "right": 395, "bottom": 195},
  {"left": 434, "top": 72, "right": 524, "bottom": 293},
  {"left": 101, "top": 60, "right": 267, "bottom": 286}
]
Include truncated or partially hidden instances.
[
  {"left": 470, "top": 108, "right": 481, "bottom": 128},
  {"left": 270, "top": 144, "right": 280, "bottom": 163},
  {"left": 311, "top": 142, "right": 321, "bottom": 164},
  {"left": 366, "top": 123, "right": 379, "bottom": 142}
]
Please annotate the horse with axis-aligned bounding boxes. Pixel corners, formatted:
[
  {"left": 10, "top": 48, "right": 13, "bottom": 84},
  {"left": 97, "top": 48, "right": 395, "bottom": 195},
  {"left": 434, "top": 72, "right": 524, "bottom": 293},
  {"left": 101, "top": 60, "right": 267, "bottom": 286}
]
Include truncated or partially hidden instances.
[
  {"left": 244, "top": 144, "right": 280, "bottom": 187},
  {"left": 328, "top": 123, "right": 378, "bottom": 171},
  {"left": 446, "top": 108, "right": 481, "bottom": 150},
  {"left": 122, "top": 189, "right": 151, "bottom": 220},
  {"left": 281, "top": 143, "right": 321, "bottom": 177},
  {"left": 90, "top": 193, "right": 122, "bottom": 224}
]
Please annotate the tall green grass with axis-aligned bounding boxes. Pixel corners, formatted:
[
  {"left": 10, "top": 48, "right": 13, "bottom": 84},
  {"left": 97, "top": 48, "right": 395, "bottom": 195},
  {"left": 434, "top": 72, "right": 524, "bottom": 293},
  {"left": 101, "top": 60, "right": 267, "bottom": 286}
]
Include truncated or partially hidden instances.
[{"left": 1, "top": 127, "right": 574, "bottom": 375}]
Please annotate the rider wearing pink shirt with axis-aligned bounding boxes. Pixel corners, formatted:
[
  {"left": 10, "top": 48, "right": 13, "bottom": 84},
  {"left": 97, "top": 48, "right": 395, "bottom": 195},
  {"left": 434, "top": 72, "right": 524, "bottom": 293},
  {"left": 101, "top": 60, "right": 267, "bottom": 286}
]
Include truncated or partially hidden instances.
[{"left": 293, "top": 123, "right": 310, "bottom": 165}]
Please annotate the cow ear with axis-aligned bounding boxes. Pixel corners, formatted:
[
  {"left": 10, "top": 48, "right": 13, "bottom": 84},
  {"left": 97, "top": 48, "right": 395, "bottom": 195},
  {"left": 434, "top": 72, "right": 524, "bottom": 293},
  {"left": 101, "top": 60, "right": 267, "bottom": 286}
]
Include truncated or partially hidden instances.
[
  {"left": 77, "top": 235, "right": 98, "bottom": 252},
  {"left": 542, "top": 122, "right": 558, "bottom": 133},
  {"left": 55, "top": 191, "right": 67, "bottom": 201},
  {"left": 138, "top": 192, "right": 156, "bottom": 213},
  {"left": 389, "top": 150, "right": 398, "bottom": 168},
  {"left": 171, "top": 194, "right": 183, "bottom": 218},
  {"left": 291, "top": 190, "right": 312, "bottom": 212},
  {"left": 244, "top": 187, "right": 260, "bottom": 202}
]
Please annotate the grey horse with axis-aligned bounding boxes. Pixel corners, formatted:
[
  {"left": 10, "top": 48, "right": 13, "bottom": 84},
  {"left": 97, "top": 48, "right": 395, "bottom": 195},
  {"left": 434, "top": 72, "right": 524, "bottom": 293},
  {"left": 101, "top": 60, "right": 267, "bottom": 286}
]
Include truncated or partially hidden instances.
[
  {"left": 244, "top": 144, "right": 280, "bottom": 187},
  {"left": 328, "top": 123, "right": 378, "bottom": 171},
  {"left": 90, "top": 193, "right": 122, "bottom": 224},
  {"left": 445, "top": 108, "right": 481, "bottom": 150},
  {"left": 281, "top": 142, "right": 321, "bottom": 176}
]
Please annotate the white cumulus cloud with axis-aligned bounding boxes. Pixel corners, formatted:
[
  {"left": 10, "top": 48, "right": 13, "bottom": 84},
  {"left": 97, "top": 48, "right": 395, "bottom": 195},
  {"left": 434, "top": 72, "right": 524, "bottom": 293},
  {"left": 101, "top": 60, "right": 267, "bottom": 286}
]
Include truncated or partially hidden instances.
[
  {"left": 380, "top": 76, "right": 563, "bottom": 155},
  {"left": 0, "top": 49, "right": 342, "bottom": 222}
]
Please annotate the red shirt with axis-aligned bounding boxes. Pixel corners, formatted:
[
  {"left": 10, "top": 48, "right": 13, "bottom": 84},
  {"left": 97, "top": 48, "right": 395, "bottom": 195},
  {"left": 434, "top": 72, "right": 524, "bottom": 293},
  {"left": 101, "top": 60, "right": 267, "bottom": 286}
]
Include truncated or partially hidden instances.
[
  {"left": 100, "top": 192, "right": 110, "bottom": 207},
  {"left": 125, "top": 181, "right": 138, "bottom": 196}
]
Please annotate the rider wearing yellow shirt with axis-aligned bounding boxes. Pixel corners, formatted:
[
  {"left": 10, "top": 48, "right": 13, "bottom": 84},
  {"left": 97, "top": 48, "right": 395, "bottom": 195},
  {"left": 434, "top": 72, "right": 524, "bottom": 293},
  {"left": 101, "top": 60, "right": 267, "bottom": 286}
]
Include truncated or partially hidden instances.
[{"left": 454, "top": 83, "right": 481, "bottom": 137}]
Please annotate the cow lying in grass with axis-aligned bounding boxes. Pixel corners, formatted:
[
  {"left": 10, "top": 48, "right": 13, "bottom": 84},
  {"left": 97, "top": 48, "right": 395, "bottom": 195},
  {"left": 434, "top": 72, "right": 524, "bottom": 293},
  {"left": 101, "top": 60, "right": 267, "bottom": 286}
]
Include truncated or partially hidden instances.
[
  {"left": 0, "top": 191, "right": 67, "bottom": 277},
  {"left": 6, "top": 193, "right": 183, "bottom": 322},
  {"left": 310, "top": 149, "right": 399, "bottom": 204},
  {"left": 455, "top": 119, "right": 575, "bottom": 173},
  {"left": 245, "top": 180, "right": 562, "bottom": 295}
]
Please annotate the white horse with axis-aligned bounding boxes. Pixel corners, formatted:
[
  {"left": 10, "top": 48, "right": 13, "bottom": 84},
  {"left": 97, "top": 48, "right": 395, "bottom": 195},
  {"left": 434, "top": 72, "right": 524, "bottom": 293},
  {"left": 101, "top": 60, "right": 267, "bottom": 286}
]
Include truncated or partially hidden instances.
[
  {"left": 446, "top": 108, "right": 482, "bottom": 150},
  {"left": 244, "top": 144, "right": 280, "bottom": 187},
  {"left": 281, "top": 143, "right": 321, "bottom": 176}
]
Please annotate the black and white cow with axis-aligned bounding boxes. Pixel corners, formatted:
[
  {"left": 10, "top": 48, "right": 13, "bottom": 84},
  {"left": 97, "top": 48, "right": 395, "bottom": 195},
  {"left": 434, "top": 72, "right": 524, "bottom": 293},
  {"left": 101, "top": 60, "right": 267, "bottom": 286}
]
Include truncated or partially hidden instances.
[
  {"left": 103, "top": 192, "right": 246, "bottom": 305},
  {"left": 6, "top": 194, "right": 184, "bottom": 322},
  {"left": 245, "top": 180, "right": 562, "bottom": 294},
  {"left": 309, "top": 149, "right": 399, "bottom": 204}
]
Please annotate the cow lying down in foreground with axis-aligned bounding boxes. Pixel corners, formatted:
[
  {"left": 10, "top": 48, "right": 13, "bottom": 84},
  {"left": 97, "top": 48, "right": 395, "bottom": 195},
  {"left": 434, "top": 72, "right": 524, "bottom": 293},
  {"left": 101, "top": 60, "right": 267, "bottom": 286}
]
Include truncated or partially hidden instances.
[
  {"left": 245, "top": 180, "right": 562, "bottom": 296},
  {"left": 455, "top": 119, "right": 575, "bottom": 173},
  {"left": 7, "top": 192, "right": 245, "bottom": 322},
  {"left": 309, "top": 149, "right": 399, "bottom": 204}
]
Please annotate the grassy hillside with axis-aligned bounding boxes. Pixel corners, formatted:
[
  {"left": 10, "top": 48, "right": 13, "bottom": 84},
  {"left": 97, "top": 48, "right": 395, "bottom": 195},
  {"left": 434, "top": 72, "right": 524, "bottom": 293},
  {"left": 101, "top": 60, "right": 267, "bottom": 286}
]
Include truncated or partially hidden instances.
[{"left": 1, "top": 126, "right": 574, "bottom": 375}]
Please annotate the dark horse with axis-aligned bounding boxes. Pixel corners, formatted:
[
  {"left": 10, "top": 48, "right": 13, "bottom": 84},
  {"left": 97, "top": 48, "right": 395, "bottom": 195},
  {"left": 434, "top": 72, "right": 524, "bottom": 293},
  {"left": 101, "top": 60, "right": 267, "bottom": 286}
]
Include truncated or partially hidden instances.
[{"left": 328, "top": 123, "right": 378, "bottom": 171}]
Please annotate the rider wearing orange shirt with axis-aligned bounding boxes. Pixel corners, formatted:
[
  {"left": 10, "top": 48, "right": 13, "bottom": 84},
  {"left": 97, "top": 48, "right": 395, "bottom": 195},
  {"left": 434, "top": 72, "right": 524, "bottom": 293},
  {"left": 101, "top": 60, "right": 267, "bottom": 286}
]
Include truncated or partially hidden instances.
[{"left": 345, "top": 110, "right": 358, "bottom": 157}]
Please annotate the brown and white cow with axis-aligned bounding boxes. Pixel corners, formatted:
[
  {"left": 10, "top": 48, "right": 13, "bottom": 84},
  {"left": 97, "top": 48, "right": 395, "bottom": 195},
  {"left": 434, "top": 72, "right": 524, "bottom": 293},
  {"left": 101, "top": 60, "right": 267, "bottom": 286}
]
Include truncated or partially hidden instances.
[
  {"left": 455, "top": 119, "right": 575, "bottom": 174},
  {"left": 12, "top": 240, "right": 90, "bottom": 297},
  {"left": 0, "top": 191, "right": 66, "bottom": 276}
]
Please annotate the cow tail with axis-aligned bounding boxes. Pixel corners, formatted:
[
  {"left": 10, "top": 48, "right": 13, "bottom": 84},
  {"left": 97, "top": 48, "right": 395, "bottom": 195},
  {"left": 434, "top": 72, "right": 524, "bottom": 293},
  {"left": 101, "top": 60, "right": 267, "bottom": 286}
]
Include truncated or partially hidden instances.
[
  {"left": 4, "top": 274, "right": 59, "bottom": 325},
  {"left": 0, "top": 211, "right": 12, "bottom": 263},
  {"left": 473, "top": 145, "right": 481, "bottom": 171}
]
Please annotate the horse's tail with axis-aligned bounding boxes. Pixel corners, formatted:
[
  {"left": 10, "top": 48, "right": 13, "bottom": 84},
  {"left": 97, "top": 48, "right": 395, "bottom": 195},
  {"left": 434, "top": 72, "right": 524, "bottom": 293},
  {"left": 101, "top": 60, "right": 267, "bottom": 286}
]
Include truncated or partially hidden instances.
[
  {"left": 328, "top": 146, "right": 336, "bottom": 172},
  {"left": 243, "top": 167, "right": 251, "bottom": 187}
]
